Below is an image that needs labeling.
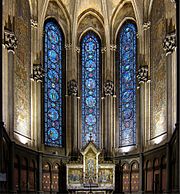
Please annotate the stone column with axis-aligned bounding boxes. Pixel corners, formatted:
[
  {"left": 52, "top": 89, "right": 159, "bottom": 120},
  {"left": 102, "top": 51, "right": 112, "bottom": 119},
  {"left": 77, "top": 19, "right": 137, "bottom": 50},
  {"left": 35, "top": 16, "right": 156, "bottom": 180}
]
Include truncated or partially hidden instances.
[
  {"left": 103, "top": 80, "right": 114, "bottom": 157},
  {"left": 67, "top": 79, "right": 78, "bottom": 156},
  {"left": 30, "top": 19, "right": 38, "bottom": 147},
  {"left": 30, "top": 64, "right": 44, "bottom": 149},
  {"left": 110, "top": 45, "right": 116, "bottom": 150},
  {"left": 65, "top": 44, "right": 72, "bottom": 155},
  {"left": 4, "top": 30, "right": 17, "bottom": 139},
  {"left": 101, "top": 47, "right": 106, "bottom": 149},
  {"left": 110, "top": 44, "right": 116, "bottom": 88},
  {"left": 143, "top": 21, "right": 151, "bottom": 146},
  {"left": 37, "top": 153, "right": 43, "bottom": 194},
  {"left": 137, "top": 66, "right": 148, "bottom": 150},
  {"left": 65, "top": 43, "right": 72, "bottom": 79},
  {"left": 139, "top": 153, "right": 144, "bottom": 194},
  {"left": 163, "top": 33, "right": 177, "bottom": 138}
]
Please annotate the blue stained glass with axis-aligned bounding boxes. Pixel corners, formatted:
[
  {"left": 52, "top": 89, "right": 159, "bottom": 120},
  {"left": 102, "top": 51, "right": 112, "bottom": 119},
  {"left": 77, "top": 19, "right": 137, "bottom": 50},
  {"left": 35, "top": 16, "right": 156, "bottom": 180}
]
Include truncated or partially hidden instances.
[
  {"left": 119, "top": 22, "right": 137, "bottom": 147},
  {"left": 81, "top": 32, "right": 101, "bottom": 146},
  {"left": 44, "top": 20, "right": 63, "bottom": 147}
]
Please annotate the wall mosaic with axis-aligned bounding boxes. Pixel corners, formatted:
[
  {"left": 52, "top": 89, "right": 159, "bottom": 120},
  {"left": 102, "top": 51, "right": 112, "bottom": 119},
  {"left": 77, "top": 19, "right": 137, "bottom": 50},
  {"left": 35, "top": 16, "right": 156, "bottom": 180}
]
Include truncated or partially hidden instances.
[
  {"left": 150, "top": 0, "right": 167, "bottom": 139},
  {"left": 14, "top": 0, "right": 31, "bottom": 137}
]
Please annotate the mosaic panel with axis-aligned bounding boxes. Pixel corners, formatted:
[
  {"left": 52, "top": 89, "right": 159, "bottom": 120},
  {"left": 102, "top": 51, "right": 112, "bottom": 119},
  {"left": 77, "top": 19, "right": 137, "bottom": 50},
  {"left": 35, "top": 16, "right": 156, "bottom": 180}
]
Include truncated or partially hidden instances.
[{"left": 150, "top": 0, "right": 167, "bottom": 138}]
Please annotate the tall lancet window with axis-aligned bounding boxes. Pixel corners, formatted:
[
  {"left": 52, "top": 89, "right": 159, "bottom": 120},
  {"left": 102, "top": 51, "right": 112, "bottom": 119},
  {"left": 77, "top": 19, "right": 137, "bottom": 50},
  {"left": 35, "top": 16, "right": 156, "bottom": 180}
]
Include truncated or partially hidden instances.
[
  {"left": 44, "top": 20, "right": 65, "bottom": 147},
  {"left": 81, "top": 31, "right": 101, "bottom": 147},
  {"left": 117, "top": 22, "right": 137, "bottom": 147}
]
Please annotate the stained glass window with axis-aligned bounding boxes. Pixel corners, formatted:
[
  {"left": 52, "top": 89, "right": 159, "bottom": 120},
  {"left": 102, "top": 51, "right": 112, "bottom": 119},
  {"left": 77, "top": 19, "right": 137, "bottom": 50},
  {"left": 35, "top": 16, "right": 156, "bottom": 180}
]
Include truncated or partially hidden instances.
[
  {"left": 81, "top": 31, "right": 101, "bottom": 146},
  {"left": 118, "top": 22, "right": 137, "bottom": 147},
  {"left": 44, "top": 20, "right": 64, "bottom": 147}
]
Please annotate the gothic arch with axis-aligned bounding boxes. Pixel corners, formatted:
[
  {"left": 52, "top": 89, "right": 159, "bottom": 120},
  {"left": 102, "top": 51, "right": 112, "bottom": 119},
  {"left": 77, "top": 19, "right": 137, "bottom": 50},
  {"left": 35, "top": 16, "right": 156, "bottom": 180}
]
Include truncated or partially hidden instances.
[
  {"left": 77, "top": 12, "right": 105, "bottom": 46},
  {"left": 110, "top": 0, "right": 141, "bottom": 43}
]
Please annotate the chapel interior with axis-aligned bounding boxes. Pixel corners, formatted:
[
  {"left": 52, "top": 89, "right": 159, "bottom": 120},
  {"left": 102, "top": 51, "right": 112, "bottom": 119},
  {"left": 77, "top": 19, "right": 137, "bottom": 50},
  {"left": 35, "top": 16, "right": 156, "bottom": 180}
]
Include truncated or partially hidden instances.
[{"left": 0, "top": 0, "right": 179, "bottom": 194}]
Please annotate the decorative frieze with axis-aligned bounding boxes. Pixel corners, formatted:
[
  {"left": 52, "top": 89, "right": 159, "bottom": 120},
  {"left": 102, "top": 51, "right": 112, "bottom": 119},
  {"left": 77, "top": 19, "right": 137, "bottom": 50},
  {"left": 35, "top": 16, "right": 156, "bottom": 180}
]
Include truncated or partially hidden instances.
[
  {"left": 137, "top": 66, "right": 148, "bottom": 84},
  {"left": 30, "top": 64, "right": 45, "bottom": 82},
  {"left": 68, "top": 79, "right": 78, "bottom": 96},
  {"left": 163, "top": 33, "right": 176, "bottom": 55},
  {"left": 30, "top": 19, "right": 38, "bottom": 28},
  {"left": 104, "top": 80, "right": 114, "bottom": 96},
  {"left": 143, "top": 21, "right": 151, "bottom": 31},
  {"left": 4, "top": 30, "right": 17, "bottom": 53}
]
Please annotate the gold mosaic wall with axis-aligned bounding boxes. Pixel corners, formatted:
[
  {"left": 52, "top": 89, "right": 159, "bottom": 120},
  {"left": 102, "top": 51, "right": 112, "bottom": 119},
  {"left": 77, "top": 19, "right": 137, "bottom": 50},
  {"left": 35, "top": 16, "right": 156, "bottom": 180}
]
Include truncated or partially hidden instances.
[
  {"left": 150, "top": 0, "right": 167, "bottom": 139},
  {"left": 14, "top": 0, "right": 31, "bottom": 137}
]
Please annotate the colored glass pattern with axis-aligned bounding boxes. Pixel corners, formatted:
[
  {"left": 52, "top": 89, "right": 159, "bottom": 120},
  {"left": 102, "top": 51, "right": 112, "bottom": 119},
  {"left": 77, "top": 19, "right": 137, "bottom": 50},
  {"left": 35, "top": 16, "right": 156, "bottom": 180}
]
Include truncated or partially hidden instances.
[
  {"left": 81, "top": 32, "right": 100, "bottom": 146},
  {"left": 44, "top": 21, "right": 63, "bottom": 147},
  {"left": 119, "top": 23, "right": 137, "bottom": 147}
]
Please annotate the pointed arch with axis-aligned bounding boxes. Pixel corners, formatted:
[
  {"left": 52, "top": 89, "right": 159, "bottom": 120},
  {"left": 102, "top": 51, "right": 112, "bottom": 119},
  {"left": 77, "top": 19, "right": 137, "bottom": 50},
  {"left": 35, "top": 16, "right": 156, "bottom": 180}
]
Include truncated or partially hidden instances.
[
  {"left": 43, "top": 18, "right": 66, "bottom": 147},
  {"left": 80, "top": 30, "right": 101, "bottom": 147},
  {"left": 116, "top": 20, "right": 137, "bottom": 147}
]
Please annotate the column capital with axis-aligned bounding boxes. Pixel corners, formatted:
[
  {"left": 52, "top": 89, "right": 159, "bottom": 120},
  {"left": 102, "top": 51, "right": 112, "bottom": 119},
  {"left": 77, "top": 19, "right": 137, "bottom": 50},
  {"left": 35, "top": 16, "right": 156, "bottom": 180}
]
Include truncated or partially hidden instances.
[
  {"left": 170, "top": 0, "right": 176, "bottom": 7},
  {"left": 104, "top": 80, "right": 114, "bottom": 96},
  {"left": 163, "top": 33, "right": 176, "bottom": 55},
  {"left": 137, "top": 65, "right": 148, "bottom": 84},
  {"left": 68, "top": 79, "right": 78, "bottom": 96},
  {"left": 30, "top": 19, "right": 38, "bottom": 28},
  {"left": 4, "top": 30, "right": 17, "bottom": 53},
  {"left": 30, "top": 64, "right": 45, "bottom": 82},
  {"left": 143, "top": 21, "right": 151, "bottom": 31}
]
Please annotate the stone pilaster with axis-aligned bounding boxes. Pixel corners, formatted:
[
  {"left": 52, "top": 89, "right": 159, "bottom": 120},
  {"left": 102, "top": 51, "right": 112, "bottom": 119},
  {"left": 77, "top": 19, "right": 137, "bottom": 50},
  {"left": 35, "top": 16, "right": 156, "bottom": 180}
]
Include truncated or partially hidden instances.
[
  {"left": 139, "top": 153, "right": 144, "bottom": 193},
  {"left": 104, "top": 80, "right": 114, "bottom": 157},
  {"left": 4, "top": 30, "right": 17, "bottom": 139},
  {"left": 37, "top": 153, "right": 43, "bottom": 193},
  {"left": 110, "top": 44, "right": 116, "bottom": 88},
  {"left": 67, "top": 79, "right": 78, "bottom": 156},
  {"left": 137, "top": 66, "right": 148, "bottom": 150},
  {"left": 65, "top": 43, "right": 72, "bottom": 79},
  {"left": 163, "top": 33, "right": 177, "bottom": 138}
]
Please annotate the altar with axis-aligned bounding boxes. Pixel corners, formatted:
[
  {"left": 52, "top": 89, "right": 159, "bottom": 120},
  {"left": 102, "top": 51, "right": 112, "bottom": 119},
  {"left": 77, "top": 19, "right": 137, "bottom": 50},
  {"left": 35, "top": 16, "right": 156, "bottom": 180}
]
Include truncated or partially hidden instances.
[{"left": 66, "top": 141, "right": 115, "bottom": 194}]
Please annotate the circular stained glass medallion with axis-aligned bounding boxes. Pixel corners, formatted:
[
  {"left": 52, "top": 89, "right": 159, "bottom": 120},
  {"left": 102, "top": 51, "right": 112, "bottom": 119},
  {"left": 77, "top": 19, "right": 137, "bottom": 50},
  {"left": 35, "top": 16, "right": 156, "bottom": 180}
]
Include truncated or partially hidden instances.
[
  {"left": 48, "top": 50, "right": 59, "bottom": 63},
  {"left": 123, "top": 72, "right": 131, "bottom": 82},
  {"left": 85, "top": 79, "right": 96, "bottom": 90},
  {"left": 86, "top": 96, "right": 96, "bottom": 107},
  {"left": 123, "top": 109, "right": 133, "bottom": 120},
  {"left": 85, "top": 41, "right": 95, "bottom": 51},
  {"left": 48, "top": 89, "right": 59, "bottom": 102},
  {"left": 48, "top": 30, "right": 59, "bottom": 43},
  {"left": 48, "top": 70, "right": 59, "bottom": 82},
  {"left": 48, "top": 127, "right": 59, "bottom": 141},
  {"left": 122, "top": 90, "right": 133, "bottom": 102},
  {"left": 48, "top": 108, "right": 59, "bottom": 121},
  {"left": 85, "top": 60, "right": 96, "bottom": 72},
  {"left": 85, "top": 114, "right": 96, "bottom": 125}
]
